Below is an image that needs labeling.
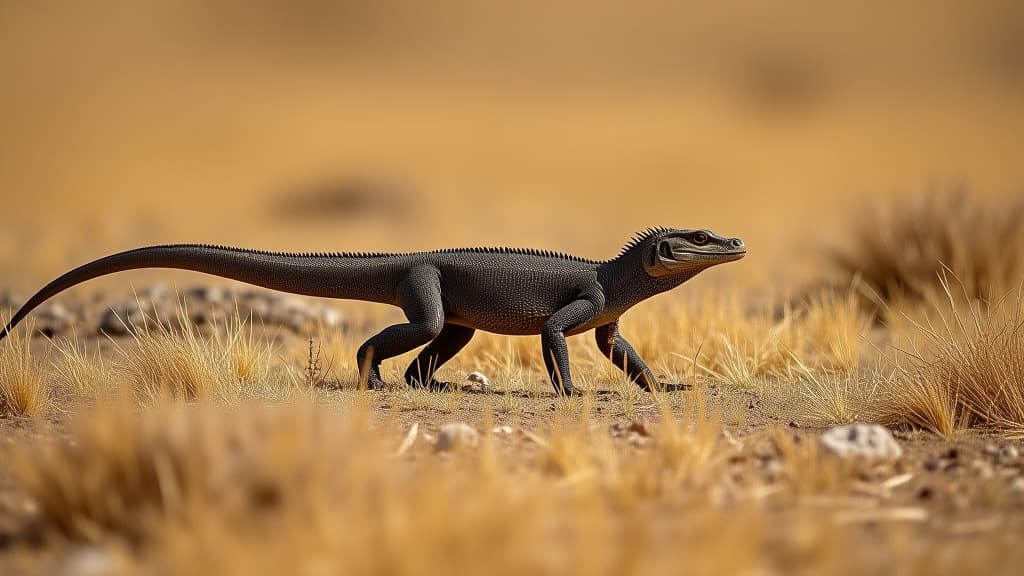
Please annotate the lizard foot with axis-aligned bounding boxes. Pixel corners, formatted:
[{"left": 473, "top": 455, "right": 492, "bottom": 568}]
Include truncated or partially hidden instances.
[{"left": 361, "top": 369, "right": 387, "bottom": 390}]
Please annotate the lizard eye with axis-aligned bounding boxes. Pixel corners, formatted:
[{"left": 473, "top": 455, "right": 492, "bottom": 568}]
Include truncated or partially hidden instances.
[
  {"left": 658, "top": 242, "right": 673, "bottom": 259},
  {"left": 692, "top": 232, "right": 709, "bottom": 245}
]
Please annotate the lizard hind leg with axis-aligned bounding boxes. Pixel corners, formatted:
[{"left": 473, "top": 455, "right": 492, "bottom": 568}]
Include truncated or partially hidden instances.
[
  {"left": 355, "top": 266, "right": 444, "bottom": 390},
  {"left": 403, "top": 324, "right": 476, "bottom": 390}
]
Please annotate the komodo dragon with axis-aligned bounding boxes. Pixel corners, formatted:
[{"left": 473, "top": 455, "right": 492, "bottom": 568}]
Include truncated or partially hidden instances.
[{"left": 0, "top": 228, "right": 745, "bottom": 394}]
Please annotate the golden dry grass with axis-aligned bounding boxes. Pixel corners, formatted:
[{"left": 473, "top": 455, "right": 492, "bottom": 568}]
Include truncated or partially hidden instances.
[
  {"left": 829, "top": 190, "right": 1024, "bottom": 307},
  {"left": 876, "top": 275, "right": 1024, "bottom": 437},
  {"left": 51, "top": 332, "right": 109, "bottom": 399},
  {"left": 1, "top": 4, "right": 1022, "bottom": 571},
  {"left": 9, "top": 398, "right": 1024, "bottom": 575},
  {"left": 106, "top": 301, "right": 294, "bottom": 404},
  {"left": 0, "top": 319, "right": 50, "bottom": 417},
  {"left": 2, "top": 254, "right": 1024, "bottom": 574}
]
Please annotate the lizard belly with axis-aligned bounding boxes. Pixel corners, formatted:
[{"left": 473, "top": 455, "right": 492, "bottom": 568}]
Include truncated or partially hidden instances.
[
  {"left": 440, "top": 268, "right": 591, "bottom": 335},
  {"left": 445, "top": 300, "right": 560, "bottom": 335}
]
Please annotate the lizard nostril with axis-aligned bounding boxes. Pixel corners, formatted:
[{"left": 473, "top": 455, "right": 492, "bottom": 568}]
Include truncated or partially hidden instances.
[{"left": 730, "top": 238, "right": 745, "bottom": 249}]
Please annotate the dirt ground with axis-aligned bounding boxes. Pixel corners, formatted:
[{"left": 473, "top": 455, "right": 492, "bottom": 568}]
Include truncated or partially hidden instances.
[{"left": 2, "top": 325, "right": 1024, "bottom": 574}]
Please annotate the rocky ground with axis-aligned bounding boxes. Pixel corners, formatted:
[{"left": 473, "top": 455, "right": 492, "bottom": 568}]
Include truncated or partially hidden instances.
[
  {"left": 3, "top": 285, "right": 1024, "bottom": 574},
  {"left": 2, "top": 284, "right": 348, "bottom": 340}
]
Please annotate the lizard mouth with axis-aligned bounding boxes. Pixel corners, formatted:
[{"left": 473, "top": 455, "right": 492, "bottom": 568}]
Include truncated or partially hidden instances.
[{"left": 671, "top": 249, "right": 747, "bottom": 264}]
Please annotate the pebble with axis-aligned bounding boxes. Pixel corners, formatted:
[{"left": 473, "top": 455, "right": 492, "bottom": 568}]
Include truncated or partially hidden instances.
[
  {"left": 99, "top": 301, "right": 170, "bottom": 335},
  {"left": 318, "top": 306, "right": 345, "bottom": 328},
  {"left": 35, "top": 302, "right": 76, "bottom": 337},
  {"left": 0, "top": 290, "right": 22, "bottom": 310},
  {"left": 1010, "top": 477, "right": 1024, "bottom": 493},
  {"left": 466, "top": 371, "right": 491, "bottom": 391},
  {"left": 52, "top": 546, "right": 124, "bottom": 576},
  {"left": 821, "top": 424, "right": 903, "bottom": 461},
  {"left": 435, "top": 423, "right": 480, "bottom": 452},
  {"left": 610, "top": 420, "right": 652, "bottom": 439},
  {"left": 970, "top": 459, "right": 995, "bottom": 480},
  {"left": 997, "top": 445, "right": 1020, "bottom": 466},
  {"left": 138, "top": 284, "right": 169, "bottom": 300},
  {"left": 184, "top": 285, "right": 228, "bottom": 304},
  {"left": 761, "top": 458, "right": 784, "bottom": 482}
]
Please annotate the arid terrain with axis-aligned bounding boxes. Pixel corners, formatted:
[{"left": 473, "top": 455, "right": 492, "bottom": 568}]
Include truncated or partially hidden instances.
[{"left": 2, "top": 2, "right": 1024, "bottom": 574}]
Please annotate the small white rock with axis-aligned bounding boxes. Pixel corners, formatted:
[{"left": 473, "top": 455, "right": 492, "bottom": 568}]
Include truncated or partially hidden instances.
[
  {"left": 821, "top": 424, "right": 903, "bottom": 461},
  {"left": 435, "top": 422, "right": 480, "bottom": 452},
  {"left": 319, "top": 306, "right": 345, "bottom": 328},
  {"left": 492, "top": 425, "right": 514, "bottom": 435},
  {"left": 998, "top": 444, "right": 1020, "bottom": 466},
  {"left": 1009, "top": 477, "right": 1024, "bottom": 493},
  {"left": 53, "top": 546, "right": 122, "bottom": 576},
  {"left": 466, "top": 371, "right": 491, "bottom": 391}
]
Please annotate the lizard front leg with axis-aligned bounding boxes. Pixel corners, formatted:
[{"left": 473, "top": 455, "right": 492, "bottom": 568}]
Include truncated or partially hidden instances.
[
  {"left": 595, "top": 322, "right": 692, "bottom": 392},
  {"left": 542, "top": 297, "right": 601, "bottom": 395},
  {"left": 594, "top": 321, "right": 659, "bottom": 391}
]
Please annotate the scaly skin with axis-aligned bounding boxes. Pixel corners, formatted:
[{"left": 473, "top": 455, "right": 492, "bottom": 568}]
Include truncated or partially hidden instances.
[{"left": 0, "top": 228, "right": 746, "bottom": 394}]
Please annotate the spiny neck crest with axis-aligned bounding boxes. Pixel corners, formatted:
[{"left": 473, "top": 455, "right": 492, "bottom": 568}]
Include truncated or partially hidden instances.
[{"left": 617, "top": 227, "right": 670, "bottom": 257}]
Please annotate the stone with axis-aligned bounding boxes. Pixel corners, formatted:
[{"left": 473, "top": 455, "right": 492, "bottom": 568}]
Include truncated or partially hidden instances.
[
  {"left": 317, "top": 305, "right": 345, "bottom": 328},
  {"left": 466, "top": 371, "right": 491, "bottom": 391},
  {"left": 970, "top": 459, "right": 995, "bottom": 479},
  {"left": 821, "top": 424, "right": 903, "bottom": 461},
  {"left": 138, "top": 284, "right": 169, "bottom": 300},
  {"left": 435, "top": 423, "right": 480, "bottom": 452},
  {"left": 997, "top": 444, "right": 1020, "bottom": 466},
  {"left": 0, "top": 290, "right": 22, "bottom": 310},
  {"left": 99, "top": 300, "right": 172, "bottom": 335},
  {"left": 34, "top": 302, "right": 76, "bottom": 337},
  {"left": 184, "top": 285, "right": 228, "bottom": 304},
  {"left": 1010, "top": 477, "right": 1024, "bottom": 493},
  {"left": 761, "top": 458, "right": 784, "bottom": 482},
  {"left": 53, "top": 546, "right": 124, "bottom": 576}
]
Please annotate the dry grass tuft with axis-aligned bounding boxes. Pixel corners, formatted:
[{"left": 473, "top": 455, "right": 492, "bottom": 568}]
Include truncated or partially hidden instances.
[
  {"left": 878, "top": 275, "right": 1024, "bottom": 436},
  {"left": 663, "top": 288, "right": 869, "bottom": 391},
  {"left": 829, "top": 189, "right": 1024, "bottom": 306},
  {"left": 15, "top": 398, "right": 1009, "bottom": 575},
  {"left": 787, "top": 364, "right": 876, "bottom": 426},
  {"left": 0, "top": 319, "right": 51, "bottom": 416},
  {"left": 13, "top": 399, "right": 373, "bottom": 541},
  {"left": 51, "top": 332, "right": 109, "bottom": 398},
  {"left": 109, "top": 300, "right": 288, "bottom": 403}
]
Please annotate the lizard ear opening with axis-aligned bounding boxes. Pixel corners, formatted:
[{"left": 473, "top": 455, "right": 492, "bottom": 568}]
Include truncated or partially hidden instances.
[{"left": 658, "top": 241, "right": 673, "bottom": 260}]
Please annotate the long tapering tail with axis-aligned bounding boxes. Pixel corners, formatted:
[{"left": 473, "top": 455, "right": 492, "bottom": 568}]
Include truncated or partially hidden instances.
[{"left": 0, "top": 244, "right": 393, "bottom": 341}]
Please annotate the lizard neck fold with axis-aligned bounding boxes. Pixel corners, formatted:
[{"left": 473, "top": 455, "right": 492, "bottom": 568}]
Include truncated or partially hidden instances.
[{"left": 597, "top": 249, "right": 700, "bottom": 314}]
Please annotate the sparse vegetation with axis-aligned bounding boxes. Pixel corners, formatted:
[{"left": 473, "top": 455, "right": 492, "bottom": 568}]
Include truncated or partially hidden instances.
[
  {"left": 879, "top": 275, "right": 1024, "bottom": 437},
  {"left": 1, "top": 0, "right": 1022, "bottom": 568},
  {"left": 51, "top": 333, "right": 108, "bottom": 398},
  {"left": 2, "top": 196, "right": 1024, "bottom": 573},
  {"left": 0, "top": 320, "right": 50, "bottom": 416},
  {"left": 106, "top": 300, "right": 292, "bottom": 404},
  {"left": 10, "top": 398, "right": 1024, "bottom": 575},
  {"left": 829, "top": 189, "right": 1024, "bottom": 307}
]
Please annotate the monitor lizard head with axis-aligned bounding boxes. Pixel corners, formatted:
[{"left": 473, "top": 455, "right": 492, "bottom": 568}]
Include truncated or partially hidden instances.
[{"left": 639, "top": 228, "right": 746, "bottom": 279}]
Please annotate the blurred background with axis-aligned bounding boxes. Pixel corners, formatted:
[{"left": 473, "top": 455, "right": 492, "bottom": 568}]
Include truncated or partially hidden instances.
[{"left": 1, "top": 0, "right": 1022, "bottom": 293}]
